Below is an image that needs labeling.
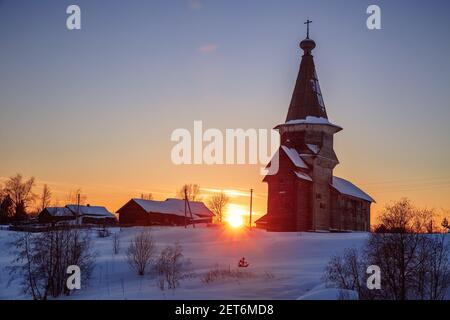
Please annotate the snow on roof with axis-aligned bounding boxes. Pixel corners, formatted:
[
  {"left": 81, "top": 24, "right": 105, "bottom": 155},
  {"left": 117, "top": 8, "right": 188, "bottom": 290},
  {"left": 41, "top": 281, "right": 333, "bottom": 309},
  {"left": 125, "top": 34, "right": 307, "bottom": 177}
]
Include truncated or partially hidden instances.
[
  {"left": 281, "top": 145, "right": 308, "bottom": 169},
  {"left": 132, "top": 198, "right": 214, "bottom": 218},
  {"left": 285, "top": 116, "right": 342, "bottom": 129},
  {"left": 43, "top": 207, "right": 73, "bottom": 217},
  {"left": 331, "top": 177, "right": 375, "bottom": 203},
  {"left": 66, "top": 205, "right": 116, "bottom": 218},
  {"left": 306, "top": 144, "right": 320, "bottom": 154},
  {"left": 295, "top": 171, "right": 313, "bottom": 181}
]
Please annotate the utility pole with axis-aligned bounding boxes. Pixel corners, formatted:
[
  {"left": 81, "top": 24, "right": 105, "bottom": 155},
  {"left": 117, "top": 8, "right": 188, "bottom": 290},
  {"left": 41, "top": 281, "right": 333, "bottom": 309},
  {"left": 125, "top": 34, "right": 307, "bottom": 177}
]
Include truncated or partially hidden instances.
[
  {"left": 249, "top": 189, "right": 253, "bottom": 228},
  {"left": 184, "top": 189, "right": 195, "bottom": 228},
  {"left": 184, "top": 189, "right": 187, "bottom": 228},
  {"left": 77, "top": 193, "right": 81, "bottom": 225}
]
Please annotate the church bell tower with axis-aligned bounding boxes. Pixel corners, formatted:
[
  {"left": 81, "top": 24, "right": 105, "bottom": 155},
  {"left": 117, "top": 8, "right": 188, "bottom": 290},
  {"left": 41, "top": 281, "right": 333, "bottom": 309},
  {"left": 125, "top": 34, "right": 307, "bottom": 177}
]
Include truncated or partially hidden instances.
[{"left": 264, "top": 21, "right": 342, "bottom": 231}]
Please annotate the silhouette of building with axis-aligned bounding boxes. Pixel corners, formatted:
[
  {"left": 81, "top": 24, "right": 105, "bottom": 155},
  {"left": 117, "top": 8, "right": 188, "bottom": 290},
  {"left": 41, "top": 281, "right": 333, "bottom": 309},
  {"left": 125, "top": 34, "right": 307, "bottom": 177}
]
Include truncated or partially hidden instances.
[{"left": 260, "top": 30, "right": 374, "bottom": 232}]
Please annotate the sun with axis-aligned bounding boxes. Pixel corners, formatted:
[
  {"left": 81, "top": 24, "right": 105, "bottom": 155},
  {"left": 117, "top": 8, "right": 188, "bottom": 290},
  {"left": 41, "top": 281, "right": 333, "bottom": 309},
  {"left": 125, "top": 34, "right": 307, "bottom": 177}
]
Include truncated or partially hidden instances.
[{"left": 226, "top": 213, "right": 244, "bottom": 228}]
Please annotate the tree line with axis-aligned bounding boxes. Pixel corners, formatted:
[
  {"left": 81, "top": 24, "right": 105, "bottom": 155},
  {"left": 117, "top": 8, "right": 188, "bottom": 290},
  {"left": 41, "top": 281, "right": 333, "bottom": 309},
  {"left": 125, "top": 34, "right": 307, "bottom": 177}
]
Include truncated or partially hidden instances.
[
  {"left": 0, "top": 174, "right": 89, "bottom": 224},
  {"left": 0, "top": 176, "right": 232, "bottom": 225}
]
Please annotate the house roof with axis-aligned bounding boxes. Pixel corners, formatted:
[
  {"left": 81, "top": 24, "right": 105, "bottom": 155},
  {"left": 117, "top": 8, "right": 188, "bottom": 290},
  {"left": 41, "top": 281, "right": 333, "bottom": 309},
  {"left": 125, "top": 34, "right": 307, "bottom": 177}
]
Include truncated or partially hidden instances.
[
  {"left": 42, "top": 207, "right": 73, "bottom": 217},
  {"left": 66, "top": 205, "right": 116, "bottom": 218},
  {"left": 131, "top": 198, "right": 214, "bottom": 218},
  {"left": 331, "top": 176, "right": 375, "bottom": 203}
]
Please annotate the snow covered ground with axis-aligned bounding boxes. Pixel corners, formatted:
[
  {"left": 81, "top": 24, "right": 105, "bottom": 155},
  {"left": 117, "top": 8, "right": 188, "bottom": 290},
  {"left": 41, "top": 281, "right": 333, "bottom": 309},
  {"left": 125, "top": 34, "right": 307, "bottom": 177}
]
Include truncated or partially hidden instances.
[{"left": 0, "top": 226, "right": 369, "bottom": 300}]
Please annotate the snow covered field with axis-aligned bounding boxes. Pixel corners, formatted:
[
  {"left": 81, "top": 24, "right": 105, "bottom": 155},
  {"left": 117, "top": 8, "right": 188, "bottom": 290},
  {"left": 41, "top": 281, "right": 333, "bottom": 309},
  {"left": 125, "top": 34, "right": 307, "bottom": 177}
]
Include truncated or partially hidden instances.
[{"left": 0, "top": 226, "right": 369, "bottom": 300}]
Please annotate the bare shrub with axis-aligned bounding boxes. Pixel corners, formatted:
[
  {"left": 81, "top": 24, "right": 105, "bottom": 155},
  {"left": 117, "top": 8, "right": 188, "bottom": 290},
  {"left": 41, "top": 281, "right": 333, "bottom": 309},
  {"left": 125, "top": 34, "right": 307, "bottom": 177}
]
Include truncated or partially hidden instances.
[
  {"left": 156, "top": 242, "right": 184, "bottom": 290},
  {"left": 323, "top": 248, "right": 368, "bottom": 298},
  {"left": 202, "top": 264, "right": 255, "bottom": 284},
  {"left": 9, "top": 229, "right": 94, "bottom": 300},
  {"left": 127, "top": 230, "right": 156, "bottom": 276}
]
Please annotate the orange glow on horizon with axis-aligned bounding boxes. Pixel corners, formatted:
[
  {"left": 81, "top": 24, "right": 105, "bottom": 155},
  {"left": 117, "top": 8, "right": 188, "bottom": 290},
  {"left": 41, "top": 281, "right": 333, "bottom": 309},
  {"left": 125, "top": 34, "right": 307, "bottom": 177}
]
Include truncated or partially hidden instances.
[
  {"left": 225, "top": 203, "right": 249, "bottom": 228},
  {"left": 226, "top": 213, "right": 244, "bottom": 228}
]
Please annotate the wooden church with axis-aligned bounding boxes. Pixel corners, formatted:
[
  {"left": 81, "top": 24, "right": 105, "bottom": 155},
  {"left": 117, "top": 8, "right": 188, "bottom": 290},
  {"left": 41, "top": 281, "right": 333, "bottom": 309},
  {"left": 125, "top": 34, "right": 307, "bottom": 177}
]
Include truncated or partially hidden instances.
[{"left": 259, "top": 24, "right": 374, "bottom": 232}]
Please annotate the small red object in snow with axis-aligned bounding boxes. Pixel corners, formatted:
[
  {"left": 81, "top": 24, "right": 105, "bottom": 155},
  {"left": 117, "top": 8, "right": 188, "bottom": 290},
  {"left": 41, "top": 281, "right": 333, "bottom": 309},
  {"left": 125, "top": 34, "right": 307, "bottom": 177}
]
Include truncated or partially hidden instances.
[{"left": 238, "top": 257, "right": 249, "bottom": 268}]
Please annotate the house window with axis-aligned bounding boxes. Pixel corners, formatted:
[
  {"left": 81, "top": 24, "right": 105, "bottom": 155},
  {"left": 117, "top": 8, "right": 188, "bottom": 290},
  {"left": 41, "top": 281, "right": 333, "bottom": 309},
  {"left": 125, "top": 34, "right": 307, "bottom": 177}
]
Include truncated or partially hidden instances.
[
  {"left": 316, "top": 193, "right": 322, "bottom": 200},
  {"left": 320, "top": 203, "right": 326, "bottom": 209}
]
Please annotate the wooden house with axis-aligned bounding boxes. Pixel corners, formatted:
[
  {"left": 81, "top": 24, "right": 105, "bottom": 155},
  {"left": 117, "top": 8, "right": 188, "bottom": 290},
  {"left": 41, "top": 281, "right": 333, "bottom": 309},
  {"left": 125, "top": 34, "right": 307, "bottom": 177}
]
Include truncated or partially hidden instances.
[{"left": 117, "top": 198, "right": 214, "bottom": 226}]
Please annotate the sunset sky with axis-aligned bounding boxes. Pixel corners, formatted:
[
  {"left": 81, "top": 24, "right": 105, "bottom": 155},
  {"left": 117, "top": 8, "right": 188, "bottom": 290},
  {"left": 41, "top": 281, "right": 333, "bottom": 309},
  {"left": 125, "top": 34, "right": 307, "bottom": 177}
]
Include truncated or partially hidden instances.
[{"left": 1, "top": 0, "right": 449, "bottom": 223}]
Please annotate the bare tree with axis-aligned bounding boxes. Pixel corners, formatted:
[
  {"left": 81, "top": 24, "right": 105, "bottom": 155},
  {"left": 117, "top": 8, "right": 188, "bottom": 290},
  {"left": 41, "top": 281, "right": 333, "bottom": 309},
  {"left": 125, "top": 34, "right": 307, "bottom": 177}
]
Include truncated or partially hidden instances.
[
  {"left": 208, "top": 192, "right": 229, "bottom": 223},
  {"left": 39, "top": 184, "right": 52, "bottom": 211},
  {"left": 140, "top": 193, "right": 154, "bottom": 200},
  {"left": 374, "top": 198, "right": 437, "bottom": 234},
  {"left": 441, "top": 217, "right": 449, "bottom": 232},
  {"left": 0, "top": 184, "right": 4, "bottom": 203},
  {"left": 324, "top": 199, "right": 450, "bottom": 300},
  {"left": 9, "top": 229, "right": 94, "bottom": 300},
  {"left": 176, "top": 184, "right": 201, "bottom": 201},
  {"left": 127, "top": 230, "right": 156, "bottom": 276},
  {"left": 156, "top": 242, "right": 184, "bottom": 290},
  {"left": 323, "top": 248, "right": 367, "bottom": 298},
  {"left": 414, "top": 207, "right": 436, "bottom": 233},
  {"left": 2, "top": 174, "right": 36, "bottom": 220},
  {"left": 0, "top": 194, "right": 14, "bottom": 224},
  {"left": 65, "top": 188, "right": 87, "bottom": 205}
]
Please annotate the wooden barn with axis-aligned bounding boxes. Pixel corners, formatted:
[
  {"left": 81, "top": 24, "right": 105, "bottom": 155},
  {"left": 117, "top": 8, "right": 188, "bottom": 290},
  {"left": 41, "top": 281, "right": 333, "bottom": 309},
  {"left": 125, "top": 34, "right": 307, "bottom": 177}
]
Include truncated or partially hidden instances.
[
  {"left": 117, "top": 198, "right": 214, "bottom": 226},
  {"left": 38, "top": 204, "right": 117, "bottom": 225}
]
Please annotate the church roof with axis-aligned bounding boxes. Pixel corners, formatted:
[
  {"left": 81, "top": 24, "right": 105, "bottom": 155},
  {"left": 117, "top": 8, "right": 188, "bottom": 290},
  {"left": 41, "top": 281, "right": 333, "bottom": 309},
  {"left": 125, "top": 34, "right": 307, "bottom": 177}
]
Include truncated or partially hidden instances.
[
  {"left": 295, "top": 171, "right": 313, "bottom": 181},
  {"left": 306, "top": 144, "right": 320, "bottom": 154},
  {"left": 285, "top": 36, "right": 328, "bottom": 122},
  {"left": 331, "top": 177, "right": 375, "bottom": 203},
  {"left": 281, "top": 145, "right": 308, "bottom": 169},
  {"left": 284, "top": 116, "right": 341, "bottom": 130}
]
